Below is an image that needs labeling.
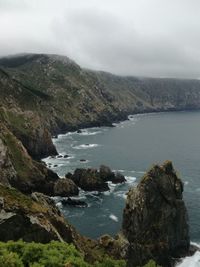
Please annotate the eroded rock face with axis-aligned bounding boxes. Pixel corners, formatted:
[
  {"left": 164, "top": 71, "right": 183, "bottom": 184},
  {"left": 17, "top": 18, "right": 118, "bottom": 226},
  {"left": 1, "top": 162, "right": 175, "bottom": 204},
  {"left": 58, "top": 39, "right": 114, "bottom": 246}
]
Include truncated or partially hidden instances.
[
  {"left": 0, "top": 138, "right": 17, "bottom": 186},
  {"left": 0, "top": 185, "right": 75, "bottom": 243},
  {"left": 122, "top": 161, "right": 190, "bottom": 267}
]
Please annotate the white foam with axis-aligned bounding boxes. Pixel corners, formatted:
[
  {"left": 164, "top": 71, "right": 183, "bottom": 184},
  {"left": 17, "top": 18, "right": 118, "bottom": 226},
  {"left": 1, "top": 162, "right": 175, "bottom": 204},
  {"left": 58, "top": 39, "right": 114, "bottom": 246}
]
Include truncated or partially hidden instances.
[
  {"left": 176, "top": 243, "right": 200, "bottom": 267},
  {"left": 176, "top": 251, "right": 200, "bottom": 267},
  {"left": 79, "top": 130, "right": 101, "bottom": 136},
  {"left": 115, "top": 191, "right": 127, "bottom": 199},
  {"left": 56, "top": 202, "right": 62, "bottom": 207},
  {"left": 73, "top": 144, "right": 100, "bottom": 149},
  {"left": 103, "top": 191, "right": 111, "bottom": 196},
  {"left": 125, "top": 176, "right": 137, "bottom": 184},
  {"left": 68, "top": 211, "right": 85, "bottom": 218},
  {"left": 109, "top": 214, "right": 119, "bottom": 222}
]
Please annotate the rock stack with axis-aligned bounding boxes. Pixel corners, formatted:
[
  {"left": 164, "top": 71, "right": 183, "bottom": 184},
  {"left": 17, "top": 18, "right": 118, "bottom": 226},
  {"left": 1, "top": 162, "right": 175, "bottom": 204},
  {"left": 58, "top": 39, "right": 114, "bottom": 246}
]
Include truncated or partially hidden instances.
[{"left": 122, "top": 161, "right": 190, "bottom": 267}]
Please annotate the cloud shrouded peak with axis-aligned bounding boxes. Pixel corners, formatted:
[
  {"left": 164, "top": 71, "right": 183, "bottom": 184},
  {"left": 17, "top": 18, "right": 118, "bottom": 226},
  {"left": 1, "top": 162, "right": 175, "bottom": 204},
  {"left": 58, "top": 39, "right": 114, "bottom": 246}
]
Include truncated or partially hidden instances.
[{"left": 0, "top": 0, "right": 200, "bottom": 78}]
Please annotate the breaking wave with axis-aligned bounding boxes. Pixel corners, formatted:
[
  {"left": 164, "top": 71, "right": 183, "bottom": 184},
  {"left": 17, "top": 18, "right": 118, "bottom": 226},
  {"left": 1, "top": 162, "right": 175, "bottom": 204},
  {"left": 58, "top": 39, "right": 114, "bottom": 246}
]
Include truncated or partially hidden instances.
[{"left": 73, "top": 144, "right": 100, "bottom": 149}]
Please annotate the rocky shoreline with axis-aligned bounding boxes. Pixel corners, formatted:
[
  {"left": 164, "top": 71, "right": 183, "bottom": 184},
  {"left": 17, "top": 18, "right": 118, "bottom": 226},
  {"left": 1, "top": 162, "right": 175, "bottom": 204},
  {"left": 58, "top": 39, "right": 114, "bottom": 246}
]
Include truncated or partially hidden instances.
[
  {"left": 0, "top": 153, "right": 197, "bottom": 266},
  {"left": 1, "top": 53, "right": 200, "bottom": 266}
]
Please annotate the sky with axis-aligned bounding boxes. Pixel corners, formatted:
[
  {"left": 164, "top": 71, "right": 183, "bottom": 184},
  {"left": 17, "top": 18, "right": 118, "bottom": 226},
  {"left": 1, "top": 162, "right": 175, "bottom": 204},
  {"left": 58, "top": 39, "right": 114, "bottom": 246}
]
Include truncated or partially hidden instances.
[{"left": 0, "top": 0, "right": 200, "bottom": 78}]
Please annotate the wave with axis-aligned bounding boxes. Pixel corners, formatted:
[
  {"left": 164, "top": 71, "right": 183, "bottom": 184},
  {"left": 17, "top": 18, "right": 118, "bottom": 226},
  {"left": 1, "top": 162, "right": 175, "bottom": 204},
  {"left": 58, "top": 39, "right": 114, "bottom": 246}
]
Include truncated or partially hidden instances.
[
  {"left": 176, "top": 243, "right": 200, "bottom": 267},
  {"left": 176, "top": 252, "right": 200, "bottom": 267},
  {"left": 67, "top": 211, "right": 85, "bottom": 218},
  {"left": 125, "top": 176, "right": 137, "bottom": 184},
  {"left": 109, "top": 214, "right": 119, "bottom": 222},
  {"left": 79, "top": 130, "right": 102, "bottom": 136},
  {"left": 114, "top": 190, "right": 127, "bottom": 199},
  {"left": 73, "top": 144, "right": 100, "bottom": 149}
]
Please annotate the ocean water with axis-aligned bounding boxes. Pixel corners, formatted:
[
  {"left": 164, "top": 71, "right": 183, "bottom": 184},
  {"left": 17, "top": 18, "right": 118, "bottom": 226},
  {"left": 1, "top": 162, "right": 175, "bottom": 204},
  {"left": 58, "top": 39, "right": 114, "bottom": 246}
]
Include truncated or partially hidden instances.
[{"left": 43, "top": 111, "right": 200, "bottom": 265}]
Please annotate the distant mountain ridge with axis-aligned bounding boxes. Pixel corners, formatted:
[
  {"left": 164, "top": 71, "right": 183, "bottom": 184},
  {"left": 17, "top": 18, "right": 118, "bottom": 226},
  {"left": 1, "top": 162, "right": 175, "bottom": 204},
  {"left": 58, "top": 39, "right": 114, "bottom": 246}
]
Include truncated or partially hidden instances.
[{"left": 1, "top": 53, "right": 200, "bottom": 160}]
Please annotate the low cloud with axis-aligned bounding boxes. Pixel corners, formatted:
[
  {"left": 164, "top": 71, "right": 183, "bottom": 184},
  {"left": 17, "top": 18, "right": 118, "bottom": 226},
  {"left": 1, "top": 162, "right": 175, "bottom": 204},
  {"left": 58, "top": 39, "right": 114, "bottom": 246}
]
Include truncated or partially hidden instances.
[{"left": 0, "top": 0, "right": 200, "bottom": 78}]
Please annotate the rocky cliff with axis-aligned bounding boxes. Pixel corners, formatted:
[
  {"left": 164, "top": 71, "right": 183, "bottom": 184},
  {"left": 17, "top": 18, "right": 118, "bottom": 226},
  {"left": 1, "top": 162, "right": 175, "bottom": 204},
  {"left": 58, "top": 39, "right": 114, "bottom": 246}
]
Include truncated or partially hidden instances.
[
  {"left": 0, "top": 53, "right": 198, "bottom": 266},
  {"left": 1, "top": 53, "right": 200, "bottom": 160},
  {"left": 122, "top": 161, "right": 190, "bottom": 267},
  {"left": 0, "top": 124, "right": 78, "bottom": 196}
]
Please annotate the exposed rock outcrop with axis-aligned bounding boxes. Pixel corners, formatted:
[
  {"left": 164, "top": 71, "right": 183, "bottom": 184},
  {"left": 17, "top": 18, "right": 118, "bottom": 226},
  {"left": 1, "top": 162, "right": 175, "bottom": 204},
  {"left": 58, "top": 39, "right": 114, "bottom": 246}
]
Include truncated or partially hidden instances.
[
  {"left": 67, "top": 166, "right": 126, "bottom": 192},
  {"left": 0, "top": 185, "right": 75, "bottom": 243},
  {"left": 99, "top": 165, "right": 126, "bottom": 183},
  {"left": 54, "top": 178, "right": 79, "bottom": 197},
  {"left": 0, "top": 125, "right": 77, "bottom": 197},
  {"left": 70, "top": 168, "right": 110, "bottom": 192},
  {"left": 61, "top": 198, "right": 88, "bottom": 207},
  {"left": 122, "top": 161, "right": 190, "bottom": 267}
]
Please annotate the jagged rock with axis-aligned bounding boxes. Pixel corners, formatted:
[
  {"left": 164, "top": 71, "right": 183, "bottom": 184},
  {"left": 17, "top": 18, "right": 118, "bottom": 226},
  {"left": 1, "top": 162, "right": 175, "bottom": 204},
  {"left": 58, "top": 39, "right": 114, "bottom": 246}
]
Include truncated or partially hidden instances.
[
  {"left": 61, "top": 198, "right": 87, "bottom": 207},
  {"left": 54, "top": 178, "right": 79, "bottom": 197},
  {"left": 99, "top": 165, "right": 126, "bottom": 183},
  {"left": 99, "top": 165, "right": 114, "bottom": 181},
  {"left": 122, "top": 161, "right": 190, "bottom": 267},
  {"left": 113, "top": 172, "right": 126, "bottom": 184},
  {"left": 0, "top": 185, "right": 75, "bottom": 243},
  {"left": 71, "top": 168, "right": 109, "bottom": 191},
  {"left": 68, "top": 166, "right": 126, "bottom": 192}
]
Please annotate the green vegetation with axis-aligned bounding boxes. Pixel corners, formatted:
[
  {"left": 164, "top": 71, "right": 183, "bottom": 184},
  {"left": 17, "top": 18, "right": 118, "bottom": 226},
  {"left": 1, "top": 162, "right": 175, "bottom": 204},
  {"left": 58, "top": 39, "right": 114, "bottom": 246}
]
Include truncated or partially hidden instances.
[
  {"left": 0, "top": 184, "right": 47, "bottom": 214},
  {"left": 142, "top": 260, "right": 161, "bottom": 267},
  {"left": 0, "top": 241, "right": 126, "bottom": 267},
  {"left": 1, "top": 129, "right": 37, "bottom": 182}
]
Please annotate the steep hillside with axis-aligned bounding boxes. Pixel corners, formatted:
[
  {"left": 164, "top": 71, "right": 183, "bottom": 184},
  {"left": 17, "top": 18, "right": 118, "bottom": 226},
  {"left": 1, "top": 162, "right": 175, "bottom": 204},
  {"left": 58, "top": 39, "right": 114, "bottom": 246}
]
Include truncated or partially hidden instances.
[{"left": 1, "top": 53, "right": 200, "bottom": 161}]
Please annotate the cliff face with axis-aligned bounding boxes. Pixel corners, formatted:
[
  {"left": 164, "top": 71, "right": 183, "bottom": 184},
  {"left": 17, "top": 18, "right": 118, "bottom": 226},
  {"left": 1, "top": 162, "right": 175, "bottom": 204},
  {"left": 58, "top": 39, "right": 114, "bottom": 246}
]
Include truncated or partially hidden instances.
[
  {"left": 1, "top": 54, "right": 200, "bottom": 160},
  {"left": 0, "top": 124, "right": 79, "bottom": 197},
  {"left": 122, "top": 161, "right": 190, "bottom": 267},
  {"left": 0, "top": 185, "right": 75, "bottom": 243}
]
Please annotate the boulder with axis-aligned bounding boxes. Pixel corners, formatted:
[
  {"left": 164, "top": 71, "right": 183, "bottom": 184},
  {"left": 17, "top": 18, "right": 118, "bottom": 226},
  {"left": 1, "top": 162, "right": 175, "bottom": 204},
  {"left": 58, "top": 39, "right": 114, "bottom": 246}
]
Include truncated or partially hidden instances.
[
  {"left": 99, "top": 165, "right": 115, "bottom": 181},
  {"left": 113, "top": 172, "right": 126, "bottom": 184},
  {"left": 122, "top": 161, "right": 190, "bottom": 267},
  {"left": 71, "top": 168, "right": 109, "bottom": 191},
  {"left": 61, "top": 198, "right": 88, "bottom": 207},
  {"left": 99, "top": 165, "right": 126, "bottom": 183},
  {"left": 54, "top": 178, "right": 79, "bottom": 197}
]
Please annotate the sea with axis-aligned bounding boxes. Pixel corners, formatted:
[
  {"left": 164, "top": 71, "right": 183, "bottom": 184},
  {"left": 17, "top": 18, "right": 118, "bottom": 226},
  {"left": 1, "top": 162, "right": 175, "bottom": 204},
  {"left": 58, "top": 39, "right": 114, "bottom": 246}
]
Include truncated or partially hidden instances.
[{"left": 43, "top": 111, "right": 200, "bottom": 266}]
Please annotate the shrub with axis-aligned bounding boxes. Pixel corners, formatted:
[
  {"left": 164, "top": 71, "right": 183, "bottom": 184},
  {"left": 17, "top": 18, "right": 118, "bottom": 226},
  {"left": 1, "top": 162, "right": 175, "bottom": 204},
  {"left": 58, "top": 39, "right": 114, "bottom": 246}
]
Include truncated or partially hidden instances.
[{"left": 0, "top": 241, "right": 125, "bottom": 267}]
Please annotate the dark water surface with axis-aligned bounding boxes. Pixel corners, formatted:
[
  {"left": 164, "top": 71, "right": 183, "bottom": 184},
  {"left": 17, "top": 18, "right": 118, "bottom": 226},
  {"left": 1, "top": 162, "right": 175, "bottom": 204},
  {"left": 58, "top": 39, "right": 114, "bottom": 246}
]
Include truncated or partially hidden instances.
[{"left": 44, "top": 111, "right": 200, "bottom": 242}]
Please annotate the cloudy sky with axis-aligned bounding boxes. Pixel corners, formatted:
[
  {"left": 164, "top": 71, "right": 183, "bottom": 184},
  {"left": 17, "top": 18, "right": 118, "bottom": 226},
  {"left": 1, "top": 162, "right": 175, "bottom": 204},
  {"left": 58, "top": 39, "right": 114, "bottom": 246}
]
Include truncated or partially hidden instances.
[{"left": 0, "top": 0, "right": 200, "bottom": 78}]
